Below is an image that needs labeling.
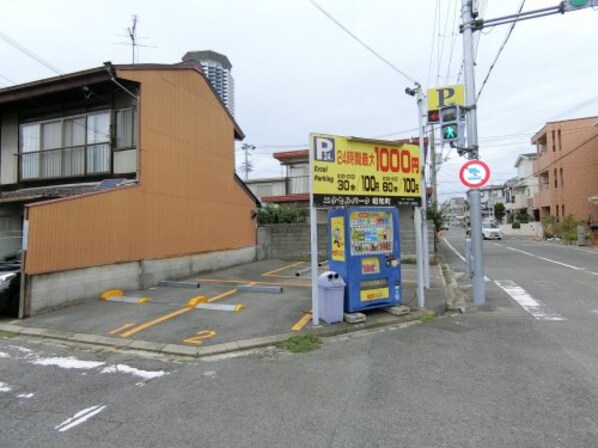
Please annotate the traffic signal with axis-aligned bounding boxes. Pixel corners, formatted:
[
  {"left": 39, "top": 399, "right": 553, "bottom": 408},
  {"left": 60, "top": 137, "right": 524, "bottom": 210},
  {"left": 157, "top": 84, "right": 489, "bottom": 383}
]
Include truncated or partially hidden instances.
[
  {"left": 439, "top": 105, "right": 465, "bottom": 148},
  {"left": 561, "top": 0, "right": 598, "bottom": 11}
]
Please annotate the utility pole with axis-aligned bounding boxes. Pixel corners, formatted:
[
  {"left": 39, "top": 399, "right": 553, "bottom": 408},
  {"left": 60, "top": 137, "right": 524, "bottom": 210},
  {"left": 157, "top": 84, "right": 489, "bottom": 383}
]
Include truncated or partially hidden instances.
[
  {"left": 462, "top": 0, "right": 485, "bottom": 304},
  {"left": 430, "top": 125, "right": 437, "bottom": 207},
  {"left": 240, "top": 143, "right": 255, "bottom": 180},
  {"left": 408, "top": 84, "right": 431, "bottom": 299},
  {"left": 405, "top": 84, "right": 428, "bottom": 306}
]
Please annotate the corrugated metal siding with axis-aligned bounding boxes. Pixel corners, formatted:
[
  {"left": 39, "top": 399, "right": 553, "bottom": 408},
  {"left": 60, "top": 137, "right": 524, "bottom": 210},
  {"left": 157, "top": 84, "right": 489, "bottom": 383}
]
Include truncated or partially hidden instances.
[
  {"left": 24, "top": 68, "right": 256, "bottom": 275},
  {"left": 25, "top": 188, "right": 142, "bottom": 273}
]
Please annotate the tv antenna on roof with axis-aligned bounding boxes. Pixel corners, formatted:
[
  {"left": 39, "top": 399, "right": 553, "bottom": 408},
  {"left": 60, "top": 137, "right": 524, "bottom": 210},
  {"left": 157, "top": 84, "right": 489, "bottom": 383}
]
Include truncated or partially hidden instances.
[
  {"left": 127, "top": 15, "right": 139, "bottom": 64},
  {"left": 114, "top": 15, "right": 156, "bottom": 64}
]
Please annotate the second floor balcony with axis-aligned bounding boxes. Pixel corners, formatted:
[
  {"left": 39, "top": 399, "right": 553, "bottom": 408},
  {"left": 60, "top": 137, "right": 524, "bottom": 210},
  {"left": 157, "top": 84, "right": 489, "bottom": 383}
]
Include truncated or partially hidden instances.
[{"left": 20, "top": 143, "right": 110, "bottom": 181}]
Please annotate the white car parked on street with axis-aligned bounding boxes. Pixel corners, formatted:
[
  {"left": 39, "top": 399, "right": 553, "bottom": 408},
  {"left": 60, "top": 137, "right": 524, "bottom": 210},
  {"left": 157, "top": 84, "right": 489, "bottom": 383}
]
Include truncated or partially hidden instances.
[{"left": 482, "top": 222, "right": 502, "bottom": 240}]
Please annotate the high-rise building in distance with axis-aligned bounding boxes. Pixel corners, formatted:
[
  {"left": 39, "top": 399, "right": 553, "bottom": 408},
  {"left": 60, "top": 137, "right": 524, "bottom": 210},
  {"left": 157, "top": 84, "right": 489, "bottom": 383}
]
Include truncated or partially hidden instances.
[{"left": 182, "top": 50, "right": 235, "bottom": 116}]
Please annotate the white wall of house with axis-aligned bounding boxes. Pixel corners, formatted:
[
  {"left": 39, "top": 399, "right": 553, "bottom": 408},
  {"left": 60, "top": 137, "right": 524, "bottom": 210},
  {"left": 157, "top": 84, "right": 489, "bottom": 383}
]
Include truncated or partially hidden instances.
[
  {"left": 245, "top": 178, "right": 287, "bottom": 199},
  {"left": 509, "top": 155, "right": 539, "bottom": 218}
]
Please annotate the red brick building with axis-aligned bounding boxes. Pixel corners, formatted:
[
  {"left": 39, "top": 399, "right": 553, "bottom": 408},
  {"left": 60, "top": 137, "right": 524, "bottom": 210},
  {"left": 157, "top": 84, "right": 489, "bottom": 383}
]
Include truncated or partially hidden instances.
[{"left": 532, "top": 116, "right": 598, "bottom": 224}]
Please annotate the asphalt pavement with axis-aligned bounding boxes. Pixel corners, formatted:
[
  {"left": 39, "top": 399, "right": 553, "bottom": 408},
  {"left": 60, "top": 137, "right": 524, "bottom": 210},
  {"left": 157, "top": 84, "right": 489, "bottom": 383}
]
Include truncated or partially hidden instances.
[
  {"left": 0, "top": 258, "right": 449, "bottom": 358},
  {"left": 3, "top": 232, "right": 598, "bottom": 447}
]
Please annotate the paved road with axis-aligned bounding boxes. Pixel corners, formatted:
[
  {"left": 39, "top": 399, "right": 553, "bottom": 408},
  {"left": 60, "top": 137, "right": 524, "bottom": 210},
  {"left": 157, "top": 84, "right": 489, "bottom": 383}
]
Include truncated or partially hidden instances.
[{"left": 1, "top": 232, "right": 597, "bottom": 447}]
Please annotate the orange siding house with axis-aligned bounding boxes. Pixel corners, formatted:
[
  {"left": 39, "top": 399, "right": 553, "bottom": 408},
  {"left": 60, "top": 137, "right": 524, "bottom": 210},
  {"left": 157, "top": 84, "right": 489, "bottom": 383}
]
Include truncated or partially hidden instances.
[{"left": 0, "top": 61, "right": 259, "bottom": 316}]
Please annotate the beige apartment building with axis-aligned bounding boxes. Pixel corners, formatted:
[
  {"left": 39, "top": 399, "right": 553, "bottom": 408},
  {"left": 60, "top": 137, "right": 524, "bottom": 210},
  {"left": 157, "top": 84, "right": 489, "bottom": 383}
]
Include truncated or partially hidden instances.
[{"left": 532, "top": 116, "right": 598, "bottom": 224}]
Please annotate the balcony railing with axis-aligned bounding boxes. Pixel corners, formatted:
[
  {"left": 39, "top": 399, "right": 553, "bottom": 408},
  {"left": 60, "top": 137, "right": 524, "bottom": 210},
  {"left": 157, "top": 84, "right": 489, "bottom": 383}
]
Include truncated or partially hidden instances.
[{"left": 20, "top": 144, "right": 111, "bottom": 181}]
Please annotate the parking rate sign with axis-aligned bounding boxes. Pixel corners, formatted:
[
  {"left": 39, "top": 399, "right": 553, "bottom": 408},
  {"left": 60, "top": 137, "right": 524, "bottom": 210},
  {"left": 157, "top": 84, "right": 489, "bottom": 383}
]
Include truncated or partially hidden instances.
[
  {"left": 459, "top": 160, "right": 491, "bottom": 189},
  {"left": 310, "top": 134, "right": 422, "bottom": 207}
]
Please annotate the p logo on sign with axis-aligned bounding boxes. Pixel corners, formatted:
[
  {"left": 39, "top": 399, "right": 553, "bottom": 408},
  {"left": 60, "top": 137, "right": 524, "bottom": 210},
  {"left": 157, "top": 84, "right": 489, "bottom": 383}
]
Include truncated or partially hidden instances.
[
  {"left": 427, "top": 84, "right": 465, "bottom": 109},
  {"left": 314, "top": 136, "right": 335, "bottom": 162}
]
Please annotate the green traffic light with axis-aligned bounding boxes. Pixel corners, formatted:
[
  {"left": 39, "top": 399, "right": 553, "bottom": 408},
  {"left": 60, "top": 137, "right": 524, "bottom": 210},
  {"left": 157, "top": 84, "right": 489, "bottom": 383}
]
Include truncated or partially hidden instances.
[
  {"left": 569, "top": 0, "right": 588, "bottom": 6},
  {"left": 443, "top": 125, "right": 457, "bottom": 140}
]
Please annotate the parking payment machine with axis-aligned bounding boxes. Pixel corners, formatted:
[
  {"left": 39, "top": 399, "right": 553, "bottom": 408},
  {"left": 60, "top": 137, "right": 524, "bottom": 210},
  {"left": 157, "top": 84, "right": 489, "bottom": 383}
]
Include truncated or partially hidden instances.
[{"left": 328, "top": 208, "right": 401, "bottom": 313}]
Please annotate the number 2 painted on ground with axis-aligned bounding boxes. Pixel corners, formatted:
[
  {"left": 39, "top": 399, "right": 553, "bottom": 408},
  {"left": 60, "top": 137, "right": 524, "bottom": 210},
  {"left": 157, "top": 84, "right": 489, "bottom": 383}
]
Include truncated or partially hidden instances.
[{"left": 184, "top": 330, "right": 216, "bottom": 345}]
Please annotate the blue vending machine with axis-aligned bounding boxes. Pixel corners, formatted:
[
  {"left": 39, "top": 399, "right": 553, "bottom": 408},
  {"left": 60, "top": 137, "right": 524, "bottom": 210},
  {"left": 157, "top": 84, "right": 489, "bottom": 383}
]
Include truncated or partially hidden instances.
[{"left": 328, "top": 207, "right": 401, "bottom": 313}]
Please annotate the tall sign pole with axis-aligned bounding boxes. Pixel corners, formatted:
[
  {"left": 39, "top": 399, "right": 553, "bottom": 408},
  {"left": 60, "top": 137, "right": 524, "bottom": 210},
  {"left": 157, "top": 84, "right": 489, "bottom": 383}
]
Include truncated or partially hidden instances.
[{"left": 462, "top": 0, "right": 485, "bottom": 304}]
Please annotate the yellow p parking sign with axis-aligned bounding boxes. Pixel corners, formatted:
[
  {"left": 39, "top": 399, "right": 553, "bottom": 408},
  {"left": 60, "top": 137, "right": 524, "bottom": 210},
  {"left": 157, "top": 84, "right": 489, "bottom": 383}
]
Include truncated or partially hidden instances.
[{"left": 427, "top": 84, "right": 465, "bottom": 122}]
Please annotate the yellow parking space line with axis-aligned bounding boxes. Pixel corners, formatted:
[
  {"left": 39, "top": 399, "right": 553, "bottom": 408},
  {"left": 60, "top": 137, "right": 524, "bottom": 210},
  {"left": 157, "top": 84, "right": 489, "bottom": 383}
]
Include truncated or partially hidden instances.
[
  {"left": 108, "top": 322, "right": 135, "bottom": 335},
  {"left": 207, "top": 288, "right": 238, "bottom": 303},
  {"left": 261, "top": 261, "right": 305, "bottom": 277},
  {"left": 292, "top": 310, "right": 312, "bottom": 332},
  {"left": 120, "top": 307, "right": 192, "bottom": 338},
  {"left": 119, "top": 288, "right": 241, "bottom": 338}
]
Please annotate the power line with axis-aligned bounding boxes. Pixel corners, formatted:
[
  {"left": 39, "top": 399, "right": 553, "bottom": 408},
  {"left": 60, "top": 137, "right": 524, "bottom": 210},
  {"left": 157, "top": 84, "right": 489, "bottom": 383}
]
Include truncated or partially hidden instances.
[
  {"left": 0, "top": 36, "right": 121, "bottom": 139},
  {"left": 476, "top": 0, "right": 526, "bottom": 101},
  {"left": 444, "top": 1, "right": 461, "bottom": 84},
  {"left": 447, "top": 129, "right": 598, "bottom": 190},
  {"left": 530, "top": 132, "right": 598, "bottom": 180},
  {"left": 0, "top": 31, "right": 63, "bottom": 76},
  {"left": 308, "top": 0, "right": 418, "bottom": 85},
  {"left": 426, "top": 0, "right": 441, "bottom": 90},
  {"left": 437, "top": 0, "right": 455, "bottom": 85},
  {"left": 0, "top": 73, "right": 16, "bottom": 85},
  {"left": 245, "top": 126, "right": 422, "bottom": 154}
]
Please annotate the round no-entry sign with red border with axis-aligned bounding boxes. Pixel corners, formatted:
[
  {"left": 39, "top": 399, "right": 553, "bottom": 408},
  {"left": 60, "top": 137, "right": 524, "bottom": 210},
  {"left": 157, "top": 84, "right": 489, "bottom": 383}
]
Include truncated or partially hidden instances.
[{"left": 459, "top": 160, "right": 491, "bottom": 189}]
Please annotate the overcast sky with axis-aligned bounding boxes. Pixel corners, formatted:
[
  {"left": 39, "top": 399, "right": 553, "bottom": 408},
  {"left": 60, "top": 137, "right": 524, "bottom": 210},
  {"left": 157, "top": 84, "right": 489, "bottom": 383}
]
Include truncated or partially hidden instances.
[{"left": 1, "top": 0, "right": 596, "bottom": 202}]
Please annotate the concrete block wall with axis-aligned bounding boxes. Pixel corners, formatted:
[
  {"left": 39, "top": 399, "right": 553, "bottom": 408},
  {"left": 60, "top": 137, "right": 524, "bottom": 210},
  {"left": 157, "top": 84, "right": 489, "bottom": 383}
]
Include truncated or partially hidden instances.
[
  {"left": 29, "top": 262, "right": 141, "bottom": 315},
  {"left": 257, "top": 221, "right": 435, "bottom": 261},
  {"left": 258, "top": 224, "right": 327, "bottom": 260},
  {"left": 27, "top": 246, "right": 256, "bottom": 316},
  {"left": 499, "top": 222, "right": 543, "bottom": 237}
]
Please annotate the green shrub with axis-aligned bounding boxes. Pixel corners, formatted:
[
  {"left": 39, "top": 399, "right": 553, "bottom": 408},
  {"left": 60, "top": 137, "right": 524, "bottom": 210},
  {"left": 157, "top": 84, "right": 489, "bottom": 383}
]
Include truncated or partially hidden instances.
[
  {"left": 543, "top": 214, "right": 582, "bottom": 241},
  {"left": 427, "top": 202, "right": 447, "bottom": 232},
  {"left": 561, "top": 230, "right": 577, "bottom": 242},
  {"left": 494, "top": 203, "right": 506, "bottom": 223},
  {"left": 257, "top": 204, "right": 308, "bottom": 224},
  {"left": 560, "top": 215, "right": 578, "bottom": 233},
  {"left": 542, "top": 215, "right": 555, "bottom": 226}
]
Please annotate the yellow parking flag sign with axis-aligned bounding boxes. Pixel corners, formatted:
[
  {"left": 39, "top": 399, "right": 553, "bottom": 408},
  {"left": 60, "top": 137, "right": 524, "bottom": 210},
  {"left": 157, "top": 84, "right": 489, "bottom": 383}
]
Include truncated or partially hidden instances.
[{"left": 427, "top": 84, "right": 465, "bottom": 111}]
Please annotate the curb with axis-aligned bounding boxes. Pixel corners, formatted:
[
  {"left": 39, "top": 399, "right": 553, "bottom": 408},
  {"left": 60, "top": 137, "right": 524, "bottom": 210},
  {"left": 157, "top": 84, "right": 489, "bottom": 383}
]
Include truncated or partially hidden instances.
[
  {"left": 0, "top": 305, "right": 440, "bottom": 360},
  {"left": 0, "top": 322, "right": 291, "bottom": 359}
]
